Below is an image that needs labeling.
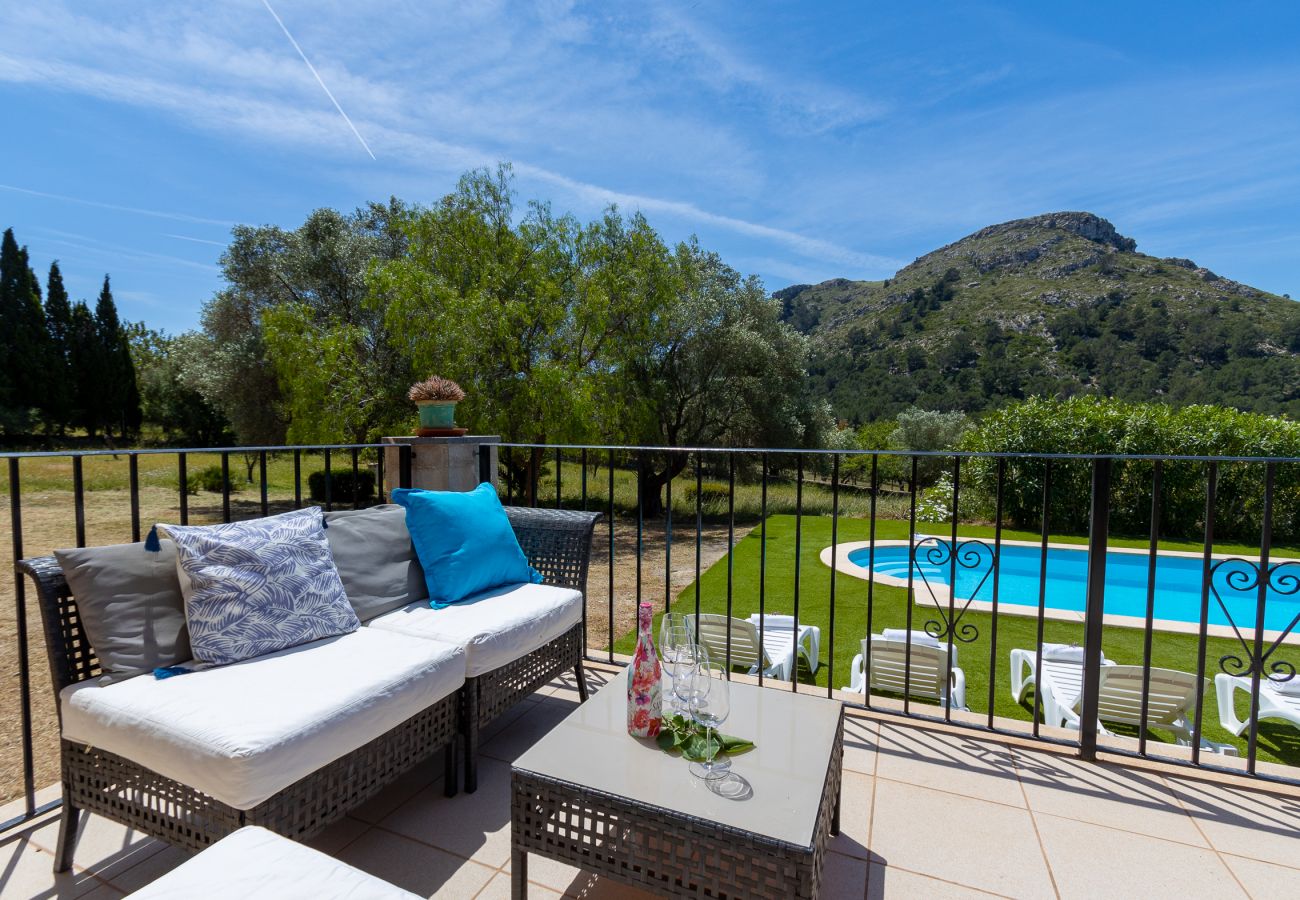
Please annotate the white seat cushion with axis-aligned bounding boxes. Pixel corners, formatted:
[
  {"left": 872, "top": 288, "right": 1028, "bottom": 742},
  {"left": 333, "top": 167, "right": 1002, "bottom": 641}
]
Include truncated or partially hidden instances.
[
  {"left": 366, "top": 581, "right": 582, "bottom": 677},
  {"left": 61, "top": 628, "right": 465, "bottom": 810},
  {"left": 124, "top": 825, "right": 420, "bottom": 899}
]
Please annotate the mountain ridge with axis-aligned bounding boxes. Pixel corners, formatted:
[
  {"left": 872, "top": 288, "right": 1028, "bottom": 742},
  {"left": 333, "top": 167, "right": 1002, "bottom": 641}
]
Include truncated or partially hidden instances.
[{"left": 778, "top": 212, "right": 1300, "bottom": 423}]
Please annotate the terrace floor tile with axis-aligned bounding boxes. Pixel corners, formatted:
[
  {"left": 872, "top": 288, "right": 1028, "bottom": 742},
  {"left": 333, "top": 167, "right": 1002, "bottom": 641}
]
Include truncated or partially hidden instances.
[
  {"left": 1034, "top": 813, "right": 1246, "bottom": 900},
  {"left": 874, "top": 722, "right": 1024, "bottom": 807},
  {"left": 1162, "top": 777, "right": 1300, "bottom": 868},
  {"left": 866, "top": 779, "right": 1054, "bottom": 898},
  {"left": 1012, "top": 747, "right": 1208, "bottom": 846}
]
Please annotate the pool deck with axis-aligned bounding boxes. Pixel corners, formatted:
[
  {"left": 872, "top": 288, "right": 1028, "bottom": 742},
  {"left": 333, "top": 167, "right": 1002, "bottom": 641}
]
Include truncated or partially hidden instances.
[{"left": 821, "top": 539, "right": 1300, "bottom": 646}]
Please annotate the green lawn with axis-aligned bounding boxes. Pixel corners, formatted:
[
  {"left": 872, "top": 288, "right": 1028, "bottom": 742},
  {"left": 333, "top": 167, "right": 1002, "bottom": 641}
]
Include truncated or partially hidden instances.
[
  {"left": 6, "top": 448, "right": 378, "bottom": 499},
  {"left": 616, "top": 514, "right": 1300, "bottom": 767}
]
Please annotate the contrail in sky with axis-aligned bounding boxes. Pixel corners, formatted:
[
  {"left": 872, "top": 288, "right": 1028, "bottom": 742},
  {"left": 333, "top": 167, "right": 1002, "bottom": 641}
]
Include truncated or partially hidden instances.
[
  {"left": 0, "top": 183, "right": 235, "bottom": 226},
  {"left": 260, "top": 0, "right": 377, "bottom": 160}
]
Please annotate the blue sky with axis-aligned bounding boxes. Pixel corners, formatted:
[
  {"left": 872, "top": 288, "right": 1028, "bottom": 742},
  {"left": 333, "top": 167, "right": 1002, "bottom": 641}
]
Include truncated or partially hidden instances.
[{"left": 1, "top": 1, "right": 1298, "bottom": 334}]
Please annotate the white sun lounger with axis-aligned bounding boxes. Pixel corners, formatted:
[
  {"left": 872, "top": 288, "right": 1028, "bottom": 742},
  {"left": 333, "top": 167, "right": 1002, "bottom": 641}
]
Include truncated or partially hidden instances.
[
  {"left": 687, "top": 614, "right": 819, "bottom": 681},
  {"left": 1214, "top": 673, "right": 1300, "bottom": 737},
  {"left": 1051, "top": 664, "right": 1235, "bottom": 754},
  {"left": 843, "top": 630, "right": 968, "bottom": 710},
  {"left": 1010, "top": 643, "right": 1114, "bottom": 726}
]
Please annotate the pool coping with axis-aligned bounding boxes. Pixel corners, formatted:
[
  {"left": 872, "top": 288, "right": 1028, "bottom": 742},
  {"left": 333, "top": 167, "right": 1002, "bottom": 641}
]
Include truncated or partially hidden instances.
[{"left": 819, "top": 538, "right": 1300, "bottom": 647}]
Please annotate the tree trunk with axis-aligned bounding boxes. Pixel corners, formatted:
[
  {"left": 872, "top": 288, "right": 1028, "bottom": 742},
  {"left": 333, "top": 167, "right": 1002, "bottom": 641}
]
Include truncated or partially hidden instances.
[{"left": 637, "top": 452, "right": 691, "bottom": 519}]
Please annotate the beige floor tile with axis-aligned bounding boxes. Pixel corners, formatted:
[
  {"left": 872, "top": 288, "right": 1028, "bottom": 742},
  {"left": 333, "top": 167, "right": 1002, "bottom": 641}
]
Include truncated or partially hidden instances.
[
  {"left": 302, "top": 816, "right": 370, "bottom": 855},
  {"left": 100, "top": 845, "right": 189, "bottom": 895},
  {"left": 1013, "top": 748, "right": 1207, "bottom": 846},
  {"left": 842, "top": 715, "right": 879, "bottom": 776},
  {"left": 1162, "top": 778, "right": 1300, "bottom": 868},
  {"left": 0, "top": 831, "right": 113, "bottom": 900},
  {"left": 830, "top": 771, "right": 874, "bottom": 861},
  {"left": 478, "top": 698, "right": 543, "bottom": 745},
  {"left": 475, "top": 871, "right": 564, "bottom": 900},
  {"left": 517, "top": 853, "right": 661, "bottom": 899},
  {"left": 335, "top": 829, "right": 496, "bottom": 899},
  {"left": 867, "top": 863, "right": 1006, "bottom": 898},
  {"left": 874, "top": 724, "right": 1024, "bottom": 807},
  {"left": 1035, "top": 813, "right": 1246, "bottom": 900},
  {"left": 868, "top": 780, "right": 1053, "bottom": 899},
  {"left": 348, "top": 761, "right": 443, "bottom": 824},
  {"left": 823, "top": 851, "right": 868, "bottom": 899},
  {"left": 0, "top": 784, "right": 61, "bottom": 825},
  {"left": 1221, "top": 853, "right": 1300, "bottom": 896},
  {"left": 480, "top": 701, "right": 577, "bottom": 764},
  {"left": 23, "top": 809, "right": 168, "bottom": 886},
  {"left": 377, "top": 756, "right": 514, "bottom": 868}
]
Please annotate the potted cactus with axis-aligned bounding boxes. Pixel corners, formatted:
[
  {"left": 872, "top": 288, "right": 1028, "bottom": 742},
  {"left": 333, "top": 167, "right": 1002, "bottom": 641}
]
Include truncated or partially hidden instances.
[{"left": 408, "top": 376, "right": 465, "bottom": 432}]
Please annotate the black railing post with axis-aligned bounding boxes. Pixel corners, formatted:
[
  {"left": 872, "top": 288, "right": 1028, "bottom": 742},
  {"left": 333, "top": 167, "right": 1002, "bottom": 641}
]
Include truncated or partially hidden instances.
[
  {"left": 177, "top": 453, "right": 189, "bottom": 526},
  {"left": 399, "top": 444, "right": 413, "bottom": 489},
  {"left": 1079, "top": 457, "right": 1112, "bottom": 762},
  {"left": 73, "top": 455, "right": 87, "bottom": 545},
  {"left": 220, "top": 452, "right": 231, "bottom": 523},
  {"left": 128, "top": 453, "right": 141, "bottom": 542},
  {"left": 478, "top": 443, "right": 493, "bottom": 486},
  {"left": 8, "top": 458, "right": 35, "bottom": 815}
]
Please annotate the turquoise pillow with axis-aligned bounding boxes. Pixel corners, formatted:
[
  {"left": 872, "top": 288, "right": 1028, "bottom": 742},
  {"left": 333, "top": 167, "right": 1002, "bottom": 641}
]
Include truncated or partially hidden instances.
[{"left": 391, "top": 484, "right": 542, "bottom": 606}]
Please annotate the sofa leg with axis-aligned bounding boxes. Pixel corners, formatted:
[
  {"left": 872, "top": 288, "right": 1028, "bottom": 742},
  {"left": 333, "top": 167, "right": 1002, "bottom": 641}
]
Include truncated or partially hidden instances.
[
  {"left": 462, "top": 678, "right": 480, "bottom": 795},
  {"left": 54, "top": 793, "right": 79, "bottom": 874},
  {"left": 574, "top": 661, "right": 589, "bottom": 703},
  {"left": 444, "top": 736, "right": 459, "bottom": 798}
]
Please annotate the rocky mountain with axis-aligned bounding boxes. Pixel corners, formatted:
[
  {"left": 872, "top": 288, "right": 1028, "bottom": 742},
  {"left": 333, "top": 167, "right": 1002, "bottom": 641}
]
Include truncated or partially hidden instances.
[{"left": 777, "top": 212, "right": 1300, "bottom": 423}]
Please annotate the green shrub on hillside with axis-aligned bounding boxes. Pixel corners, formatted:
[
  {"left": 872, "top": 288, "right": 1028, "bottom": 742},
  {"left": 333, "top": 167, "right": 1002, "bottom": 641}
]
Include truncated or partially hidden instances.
[
  {"left": 961, "top": 397, "right": 1300, "bottom": 541},
  {"left": 186, "top": 464, "right": 239, "bottom": 495}
]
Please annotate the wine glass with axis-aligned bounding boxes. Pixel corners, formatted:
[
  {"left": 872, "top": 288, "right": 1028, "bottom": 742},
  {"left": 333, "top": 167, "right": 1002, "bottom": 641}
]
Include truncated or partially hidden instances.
[
  {"left": 687, "top": 660, "right": 731, "bottom": 780},
  {"left": 659, "top": 615, "right": 691, "bottom": 711},
  {"left": 662, "top": 637, "right": 698, "bottom": 716}
]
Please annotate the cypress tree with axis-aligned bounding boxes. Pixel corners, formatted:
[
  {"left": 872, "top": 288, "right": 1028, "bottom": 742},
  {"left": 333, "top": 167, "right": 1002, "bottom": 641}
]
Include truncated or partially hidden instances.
[
  {"left": 0, "top": 228, "right": 20, "bottom": 415},
  {"left": 93, "top": 276, "right": 141, "bottom": 439},
  {"left": 0, "top": 229, "right": 52, "bottom": 429},
  {"left": 69, "top": 301, "right": 104, "bottom": 437},
  {"left": 44, "top": 261, "right": 74, "bottom": 433}
]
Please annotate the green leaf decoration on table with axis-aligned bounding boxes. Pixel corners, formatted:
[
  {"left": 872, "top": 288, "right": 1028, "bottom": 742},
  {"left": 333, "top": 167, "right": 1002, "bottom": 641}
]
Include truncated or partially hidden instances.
[{"left": 655, "top": 714, "right": 755, "bottom": 762}]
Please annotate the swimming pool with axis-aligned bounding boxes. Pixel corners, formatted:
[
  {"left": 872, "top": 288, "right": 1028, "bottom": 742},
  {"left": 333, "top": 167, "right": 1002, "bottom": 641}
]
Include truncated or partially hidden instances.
[{"left": 844, "top": 541, "right": 1300, "bottom": 632}]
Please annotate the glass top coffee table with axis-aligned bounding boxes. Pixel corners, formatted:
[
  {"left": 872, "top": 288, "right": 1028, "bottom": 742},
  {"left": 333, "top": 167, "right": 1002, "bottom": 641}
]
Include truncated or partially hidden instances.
[{"left": 511, "top": 673, "right": 843, "bottom": 898}]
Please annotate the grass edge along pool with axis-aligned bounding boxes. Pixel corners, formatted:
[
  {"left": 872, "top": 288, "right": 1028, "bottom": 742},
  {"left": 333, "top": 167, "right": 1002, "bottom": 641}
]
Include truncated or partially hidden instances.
[{"left": 838, "top": 538, "right": 1300, "bottom": 638}]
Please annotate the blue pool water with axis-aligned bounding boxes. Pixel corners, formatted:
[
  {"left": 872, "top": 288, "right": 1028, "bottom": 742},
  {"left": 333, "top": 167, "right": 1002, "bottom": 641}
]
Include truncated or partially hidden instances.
[{"left": 846, "top": 543, "right": 1300, "bottom": 632}]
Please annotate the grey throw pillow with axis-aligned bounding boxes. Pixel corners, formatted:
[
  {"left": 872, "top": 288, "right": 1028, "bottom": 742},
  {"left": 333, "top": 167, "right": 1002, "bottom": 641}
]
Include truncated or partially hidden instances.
[
  {"left": 54, "top": 540, "right": 191, "bottom": 682},
  {"left": 155, "top": 507, "right": 359, "bottom": 666},
  {"left": 324, "top": 505, "right": 428, "bottom": 621}
]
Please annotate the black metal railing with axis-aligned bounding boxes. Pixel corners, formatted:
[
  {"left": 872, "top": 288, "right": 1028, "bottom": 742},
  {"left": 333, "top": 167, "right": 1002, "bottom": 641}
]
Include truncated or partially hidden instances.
[{"left": 3, "top": 440, "right": 1300, "bottom": 836}]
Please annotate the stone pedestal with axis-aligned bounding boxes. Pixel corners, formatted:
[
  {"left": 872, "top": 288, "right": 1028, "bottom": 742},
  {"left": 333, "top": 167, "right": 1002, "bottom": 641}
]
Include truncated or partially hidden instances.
[{"left": 380, "top": 435, "right": 499, "bottom": 497}]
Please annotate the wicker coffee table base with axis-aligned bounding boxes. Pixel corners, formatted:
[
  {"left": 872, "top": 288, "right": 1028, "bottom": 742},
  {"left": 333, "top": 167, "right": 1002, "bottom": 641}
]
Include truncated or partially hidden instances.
[{"left": 511, "top": 712, "right": 843, "bottom": 899}]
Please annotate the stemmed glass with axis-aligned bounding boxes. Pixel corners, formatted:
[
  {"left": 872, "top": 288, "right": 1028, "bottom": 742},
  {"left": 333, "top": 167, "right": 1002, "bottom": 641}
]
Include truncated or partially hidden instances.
[
  {"left": 659, "top": 614, "right": 692, "bottom": 713},
  {"left": 687, "top": 660, "right": 731, "bottom": 780}
]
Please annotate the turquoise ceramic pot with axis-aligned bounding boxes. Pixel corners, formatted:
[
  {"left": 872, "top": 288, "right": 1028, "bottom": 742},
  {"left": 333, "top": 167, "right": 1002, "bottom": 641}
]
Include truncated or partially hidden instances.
[{"left": 417, "top": 401, "right": 457, "bottom": 428}]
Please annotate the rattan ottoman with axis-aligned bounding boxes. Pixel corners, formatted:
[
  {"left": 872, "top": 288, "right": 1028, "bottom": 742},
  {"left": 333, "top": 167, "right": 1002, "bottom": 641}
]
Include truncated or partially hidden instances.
[{"left": 511, "top": 677, "right": 843, "bottom": 899}]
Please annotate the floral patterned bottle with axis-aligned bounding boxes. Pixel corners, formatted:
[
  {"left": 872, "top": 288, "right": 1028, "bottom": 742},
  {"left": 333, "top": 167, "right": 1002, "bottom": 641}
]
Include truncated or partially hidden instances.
[{"left": 627, "top": 601, "right": 663, "bottom": 738}]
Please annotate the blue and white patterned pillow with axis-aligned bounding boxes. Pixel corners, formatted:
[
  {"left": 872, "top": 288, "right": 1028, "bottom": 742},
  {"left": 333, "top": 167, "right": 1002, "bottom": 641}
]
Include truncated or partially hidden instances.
[{"left": 154, "top": 507, "right": 359, "bottom": 666}]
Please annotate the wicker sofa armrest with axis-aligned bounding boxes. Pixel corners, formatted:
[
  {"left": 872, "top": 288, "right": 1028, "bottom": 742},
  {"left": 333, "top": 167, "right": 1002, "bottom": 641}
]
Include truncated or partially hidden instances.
[
  {"left": 17, "top": 556, "right": 97, "bottom": 702},
  {"left": 503, "top": 507, "right": 601, "bottom": 596}
]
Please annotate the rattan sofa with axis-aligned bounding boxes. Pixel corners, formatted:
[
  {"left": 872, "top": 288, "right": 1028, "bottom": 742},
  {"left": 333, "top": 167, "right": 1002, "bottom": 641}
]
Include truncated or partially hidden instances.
[{"left": 19, "top": 504, "right": 600, "bottom": 871}]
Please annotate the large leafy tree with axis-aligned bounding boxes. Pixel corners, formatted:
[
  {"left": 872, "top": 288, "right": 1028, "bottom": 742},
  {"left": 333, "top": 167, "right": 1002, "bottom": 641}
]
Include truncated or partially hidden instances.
[
  {"left": 196, "top": 199, "right": 410, "bottom": 445},
  {"left": 128, "top": 324, "right": 231, "bottom": 445},
  {"left": 371, "top": 166, "right": 667, "bottom": 499},
  {"left": 614, "top": 240, "right": 831, "bottom": 514}
]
